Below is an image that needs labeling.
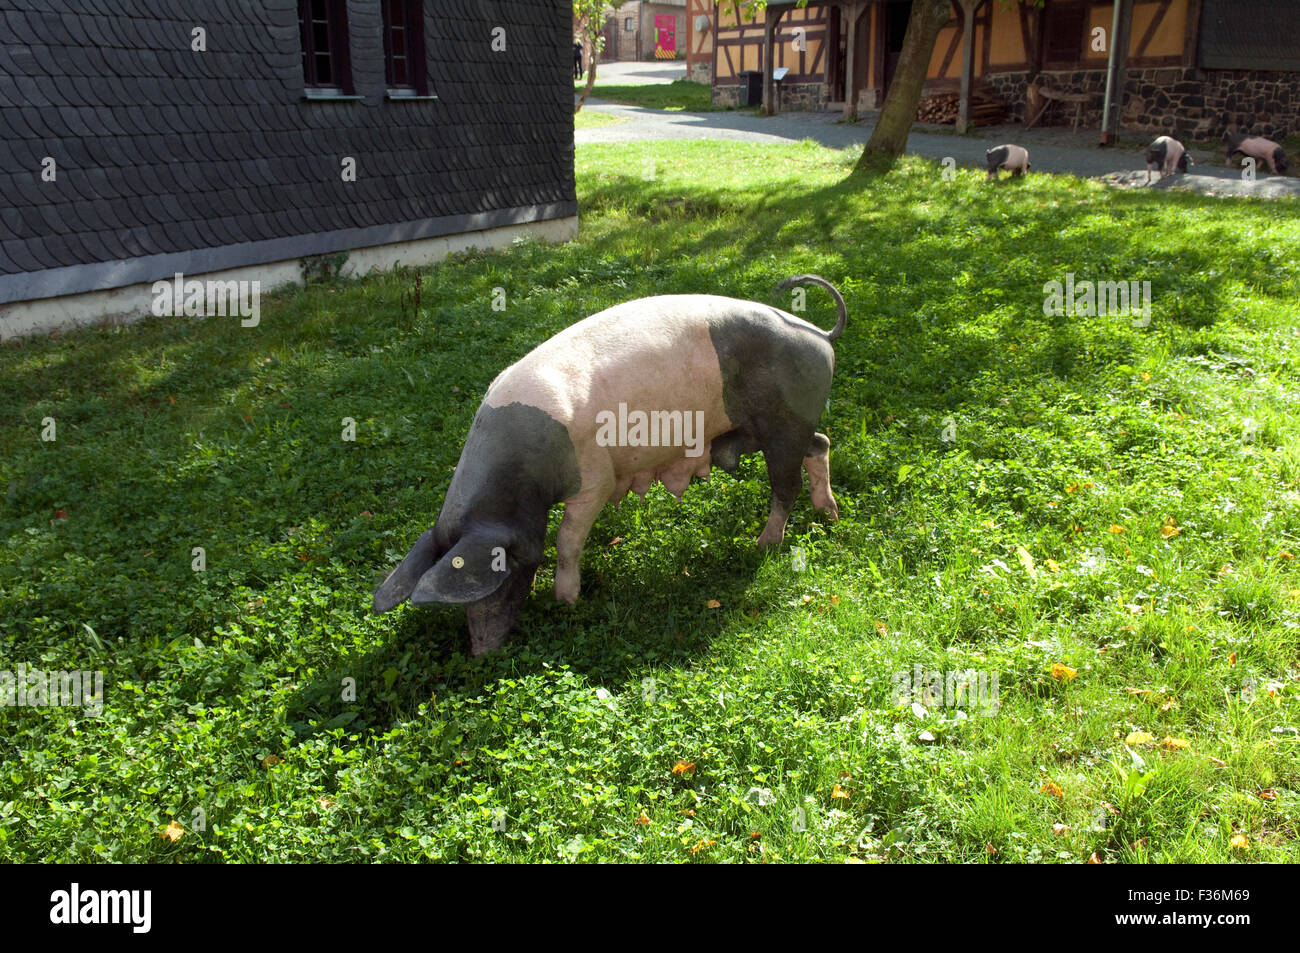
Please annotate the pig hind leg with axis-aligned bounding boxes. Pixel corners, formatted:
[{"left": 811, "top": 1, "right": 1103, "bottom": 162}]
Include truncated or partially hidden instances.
[
  {"left": 755, "top": 425, "right": 817, "bottom": 548},
  {"left": 803, "top": 432, "right": 839, "bottom": 520}
]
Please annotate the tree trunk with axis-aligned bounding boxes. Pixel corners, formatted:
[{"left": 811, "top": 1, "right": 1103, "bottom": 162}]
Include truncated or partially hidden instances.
[
  {"left": 575, "top": 54, "right": 599, "bottom": 113},
  {"left": 855, "top": 0, "right": 953, "bottom": 170}
]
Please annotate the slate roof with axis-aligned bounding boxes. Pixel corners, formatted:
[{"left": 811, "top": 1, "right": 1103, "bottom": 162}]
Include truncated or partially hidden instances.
[
  {"left": 1199, "top": 0, "right": 1300, "bottom": 71},
  {"left": 0, "top": 0, "right": 577, "bottom": 304}
]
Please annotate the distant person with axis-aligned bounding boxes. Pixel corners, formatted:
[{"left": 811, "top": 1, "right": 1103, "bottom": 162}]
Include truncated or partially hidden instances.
[{"left": 574, "top": 38, "right": 584, "bottom": 80}]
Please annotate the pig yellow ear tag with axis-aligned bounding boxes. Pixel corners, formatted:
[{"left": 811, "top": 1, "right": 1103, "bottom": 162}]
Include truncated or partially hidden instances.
[{"left": 452, "top": 556, "right": 465, "bottom": 569}]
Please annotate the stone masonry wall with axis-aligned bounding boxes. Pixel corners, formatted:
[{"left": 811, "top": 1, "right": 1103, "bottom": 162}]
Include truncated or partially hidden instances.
[{"left": 984, "top": 67, "right": 1298, "bottom": 140}]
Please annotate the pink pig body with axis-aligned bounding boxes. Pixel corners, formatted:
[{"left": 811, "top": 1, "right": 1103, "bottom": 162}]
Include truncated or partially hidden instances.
[{"left": 1227, "top": 136, "right": 1290, "bottom": 175}]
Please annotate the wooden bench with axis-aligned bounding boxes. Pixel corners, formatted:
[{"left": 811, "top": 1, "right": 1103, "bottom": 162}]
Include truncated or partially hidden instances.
[{"left": 1024, "top": 84, "right": 1093, "bottom": 133}]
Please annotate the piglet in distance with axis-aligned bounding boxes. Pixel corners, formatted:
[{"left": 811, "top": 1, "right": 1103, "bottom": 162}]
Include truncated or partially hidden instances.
[
  {"left": 1145, "top": 135, "right": 1190, "bottom": 183},
  {"left": 1224, "top": 134, "right": 1290, "bottom": 175},
  {"left": 986, "top": 144, "right": 1030, "bottom": 182}
]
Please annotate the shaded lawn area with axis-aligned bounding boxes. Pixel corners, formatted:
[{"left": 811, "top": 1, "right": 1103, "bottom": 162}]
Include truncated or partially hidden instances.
[{"left": 1, "top": 140, "right": 1298, "bottom": 863}]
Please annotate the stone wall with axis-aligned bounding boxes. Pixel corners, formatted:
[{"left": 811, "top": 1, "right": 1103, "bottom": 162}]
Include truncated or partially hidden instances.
[
  {"left": 984, "top": 67, "right": 1299, "bottom": 140},
  {"left": 712, "top": 83, "right": 740, "bottom": 107},
  {"left": 688, "top": 61, "right": 711, "bottom": 84},
  {"left": 775, "top": 82, "right": 827, "bottom": 111},
  {"left": 711, "top": 80, "right": 824, "bottom": 110}
]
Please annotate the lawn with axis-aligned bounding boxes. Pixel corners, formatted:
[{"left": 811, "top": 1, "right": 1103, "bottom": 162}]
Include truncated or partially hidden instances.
[
  {"left": 1, "top": 139, "right": 1298, "bottom": 863},
  {"left": 574, "top": 109, "right": 631, "bottom": 131},
  {"left": 576, "top": 78, "right": 728, "bottom": 111}
]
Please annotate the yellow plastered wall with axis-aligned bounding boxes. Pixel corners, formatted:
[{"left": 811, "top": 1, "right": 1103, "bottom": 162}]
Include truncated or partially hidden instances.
[
  {"left": 986, "top": 2, "right": 1027, "bottom": 68},
  {"left": 1088, "top": 1, "right": 1189, "bottom": 64}
]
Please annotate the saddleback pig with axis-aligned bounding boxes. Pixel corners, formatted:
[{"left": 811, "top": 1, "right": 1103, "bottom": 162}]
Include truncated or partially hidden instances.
[
  {"left": 374, "top": 276, "right": 847, "bottom": 655},
  {"left": 986, "top": 144, "right": 1031, "bottom": 182},
  {"left": 1145, "top": 135, "right": 1190, "bottom": 183},
  {"left": 1224, "top": 133, "right": 1290, "bottom": 175}
]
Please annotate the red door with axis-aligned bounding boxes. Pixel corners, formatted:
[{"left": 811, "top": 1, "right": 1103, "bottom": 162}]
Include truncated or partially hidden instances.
[{"left": 655, "top": 14, "right": 676, "bottom": 55}]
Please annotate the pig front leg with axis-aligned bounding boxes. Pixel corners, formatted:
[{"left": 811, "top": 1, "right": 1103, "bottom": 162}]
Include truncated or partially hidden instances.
[{"left": 555, "top": 472, "right": 615, "bottom": 605}]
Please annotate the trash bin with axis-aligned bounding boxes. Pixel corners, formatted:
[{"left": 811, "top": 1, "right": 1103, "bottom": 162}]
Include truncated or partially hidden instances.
[{"left": 737, "top": 70, "right": 762, "bottom": 107}]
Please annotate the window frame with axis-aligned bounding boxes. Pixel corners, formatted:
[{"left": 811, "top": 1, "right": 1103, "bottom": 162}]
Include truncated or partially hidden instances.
[
  {"left": 299, "top": 0, "right": 356, "bottom": 96},
  {"left": 1042, "top": 2, "right": 1089, "bottom": 69},
  {"left": 382, "top": 0, "right": 430, "bottom": 97}
]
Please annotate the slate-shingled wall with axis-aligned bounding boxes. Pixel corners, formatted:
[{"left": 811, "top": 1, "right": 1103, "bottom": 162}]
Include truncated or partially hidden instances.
[{"left": 0, "top": 0, "right": 576, "bottom": 306}]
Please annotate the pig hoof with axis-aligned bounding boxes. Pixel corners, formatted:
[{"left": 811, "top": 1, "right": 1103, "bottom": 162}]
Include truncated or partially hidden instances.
[
  {"left": 755, "top": 528, "right": 785, "bottom": 548},
  {"left": 555, "top": 580, "right": 581, "bottom": 605}
]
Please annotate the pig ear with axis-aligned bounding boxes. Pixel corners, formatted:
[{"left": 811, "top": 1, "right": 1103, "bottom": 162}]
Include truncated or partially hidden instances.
[
  {"left": 373, "top": 528, "right": 439, "bottom": 614},
  {"left": 410, "top": 528, "right": 515, "bottom": 605}
]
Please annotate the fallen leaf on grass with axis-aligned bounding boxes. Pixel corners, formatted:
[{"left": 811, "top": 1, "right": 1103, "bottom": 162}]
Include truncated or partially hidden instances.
[
  {"left": 672, "top": 761, "right": 696, "bottom": 778},
  {"left": 635, "top": 811, "right": 650, "bottom": 826},
  {"left": 706, "top": 599, "right": 721, "bottom": 609},
  {"left": 1160, "top": 736, "right": 1190, "bottom": 750},
  {"left": 1051, "top": 663, "right": 1077, "bottom": 681},
  {"left": 1041, "top": 781, "right": 1064, "bottom": 798},
  {"left": 160, "top": 821, "right": 185, "bottom": 843},
  {"left": 1125, "top": 731, "right": 1155, "bottom": 746},
  {"left": 1230, "top": 834, "right": 1249, "bottom": 850}
]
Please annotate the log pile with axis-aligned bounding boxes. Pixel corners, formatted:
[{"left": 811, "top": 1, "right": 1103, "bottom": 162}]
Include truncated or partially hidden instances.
[{"left": 915, "top": 89, "right": 1008, "bottom": 126}]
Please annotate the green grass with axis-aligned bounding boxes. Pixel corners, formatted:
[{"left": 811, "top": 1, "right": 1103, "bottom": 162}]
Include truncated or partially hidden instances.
[
  {"left": 574, "top": 109, "right": 631, "bottom": 131},
  {"left": 577, "top": 78, "right": 724, "bottom": 111},
  {"left": 2, "top": 140, "right": 1298, "bottom": 863}
]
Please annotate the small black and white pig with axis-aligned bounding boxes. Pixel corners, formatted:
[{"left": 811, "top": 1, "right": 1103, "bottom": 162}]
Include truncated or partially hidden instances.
[
  {"left": 1145, "top": 135, "right": 1190, "bottom": 183},
  {"left": 1225, "top": 134, "right": 1290, "bottom": 175},
  {"left": 986, "top": 144, "right": 1030, "bottom": 181},
  {"left": 373, "top": 276, "right": 847, "bottom": 655}
]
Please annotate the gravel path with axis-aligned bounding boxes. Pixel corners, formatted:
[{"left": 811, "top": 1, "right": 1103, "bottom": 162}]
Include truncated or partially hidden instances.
[{"left": 576, "top": 101, "right": 1300, "bottom": 199}]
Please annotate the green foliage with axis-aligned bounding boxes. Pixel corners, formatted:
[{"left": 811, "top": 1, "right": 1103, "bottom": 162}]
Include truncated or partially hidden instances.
[
  {"left": 1, "top": 140, "right": 1297, "bottom": 862},
  {"left": 299, "top": 252, "right": 350, "bottom": 285}
]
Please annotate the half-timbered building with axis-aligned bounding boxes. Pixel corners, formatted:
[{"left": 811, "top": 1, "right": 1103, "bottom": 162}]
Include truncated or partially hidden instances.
[{"left": 690, "top": 0, "right": 1299, "bottom": 141}]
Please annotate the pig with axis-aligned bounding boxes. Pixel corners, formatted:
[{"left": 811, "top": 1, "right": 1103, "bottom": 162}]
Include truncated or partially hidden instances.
[
  {"left": 1145, "top": 135, "right": 1190, "bottom": 183},
  {"left": 373, "top": 275, "right": 847, "bottom": 656},
  {"left": 986, "top": 144, "right": 1030, "bottom": 181},
  {"left": 1225, "top": 133, "right": 1290, "bottom": 175}
]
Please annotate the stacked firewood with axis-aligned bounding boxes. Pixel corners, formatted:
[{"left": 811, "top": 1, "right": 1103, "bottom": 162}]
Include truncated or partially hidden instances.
[{"left": 915, "top": 90, "right": 1008, "bottom": 125}]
